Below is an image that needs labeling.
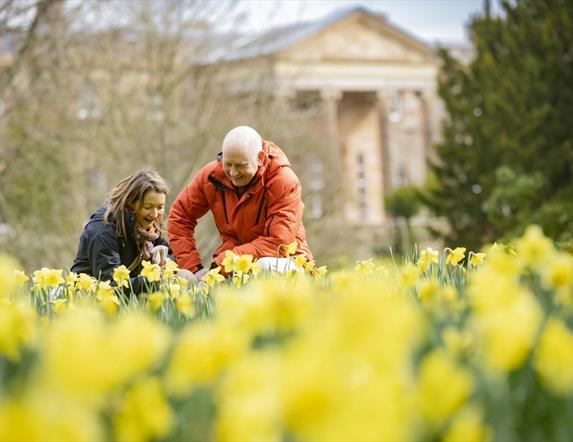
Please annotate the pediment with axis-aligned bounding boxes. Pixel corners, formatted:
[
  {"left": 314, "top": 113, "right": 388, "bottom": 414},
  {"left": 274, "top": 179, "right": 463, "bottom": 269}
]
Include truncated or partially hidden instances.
[{"left": 279, "top": 13, "right": 433, "bottom": 63}]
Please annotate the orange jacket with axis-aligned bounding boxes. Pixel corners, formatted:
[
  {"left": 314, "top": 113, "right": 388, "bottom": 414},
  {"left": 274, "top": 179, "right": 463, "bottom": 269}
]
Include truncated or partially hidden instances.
[{"left": 168, "top": 140, "right": 313, "bottom": 272}]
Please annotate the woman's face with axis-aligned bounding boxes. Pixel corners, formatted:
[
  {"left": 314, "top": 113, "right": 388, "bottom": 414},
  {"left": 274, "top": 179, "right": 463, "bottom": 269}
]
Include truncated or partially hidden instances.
[{"left": 133, "top": 191, "right": 166, "bottom": 229}]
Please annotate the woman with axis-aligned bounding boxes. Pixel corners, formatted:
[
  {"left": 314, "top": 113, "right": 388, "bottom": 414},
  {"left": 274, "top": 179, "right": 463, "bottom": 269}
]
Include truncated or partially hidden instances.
[{"left": 71, "top": 169, "right": 174, "bottom": 293}]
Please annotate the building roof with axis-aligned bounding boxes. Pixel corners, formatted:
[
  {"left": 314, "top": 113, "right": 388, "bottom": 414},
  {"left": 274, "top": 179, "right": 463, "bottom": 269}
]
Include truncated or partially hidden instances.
[{"left": 203, "top": 6, "right": 436, "bottom": 64}]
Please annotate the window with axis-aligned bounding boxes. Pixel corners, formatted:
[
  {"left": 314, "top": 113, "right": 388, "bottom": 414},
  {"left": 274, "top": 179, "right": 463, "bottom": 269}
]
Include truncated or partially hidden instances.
[
  {"left": 307, "top": 155, "right": 324, "bottom": 219},
  {"left": 356, "top": 153, "right": 367, "bottom": 220}
]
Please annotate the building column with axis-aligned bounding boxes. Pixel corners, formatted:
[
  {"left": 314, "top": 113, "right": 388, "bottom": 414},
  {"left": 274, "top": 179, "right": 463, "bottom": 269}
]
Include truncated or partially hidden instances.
[
  {"left": 320, "top": 89, "right": 347, "bottom": 213},
  {"left": 376, "top": 90, "right": 395, "bottom": 201}
]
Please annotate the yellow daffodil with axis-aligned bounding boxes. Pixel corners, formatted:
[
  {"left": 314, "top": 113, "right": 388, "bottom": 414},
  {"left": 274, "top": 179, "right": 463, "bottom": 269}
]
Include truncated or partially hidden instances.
[
  {"left": 446, "top": 247, "right": 467, "bottom": 266},
  {"left": 113, "top": 265, "right": 130, "bottom": 288},
  {"left": 33, "top": 268, "right": 64, "bottom": 290},
  {"left": 14, "top": 270, "right": 29, "bottom": 287},
  {"left": 50, "top": 298, "right": 68, "bottom": 314},
  {"left": 251, "top": 261, "right": 262, "bottom": 276},
  {"left": 419, "top": 278, "right": 440, "bottom": 303},
  {"left": 444, "top": 407, "right": 492, "bottom": 442},
  {"left": 96, "top": 281, "right": 115, "bottom": 298},
  {"left": 535, "top": 318, "right": 573, "bottom": 395},
  {"left": 147, "top": 292, "right": 166, "bottom": 311},
  {"left": 222, "top": 250, "right": 238, "bottom": 274},
  {"left": 176, "top": 294, "right": 195, "bottom": 316},
  {"left": 292, "top": 254, "right": 306, "bottom": 268},
  {"left": 417, "top": 247, "right": 439, "bottom": 272},
  {"left": 114, "top": 377, "right": 174, "bottom": 442},
  {"left": 469, "top": 252, "right": 486, "bottom": 267},
  {"left": 141, "top": 260, "right": 161, "bottom": 282},
  {"left": 235, "top": 255, "right": 254, "bottom": 274},
  {"left": 515, "top": 225, "right": 554, "bottom": 266},
  {"left": 77, "top": 273, "right": 96, "bottom": 292},
  {"left": 203, "top": 267, "right": 225, "bottom": 287},
  {"left": 313, "top": 265, "right": 327, "bottom": 280},
  {"left": 417, "top": 350, "right": 474, "bottom": 425},
  {"left": 282, "top": 241, "right": 298, "bottom": 257},
  {"left": 168, "top": 282, "right": 181, "bottom": 299},
  {"left": 399, "top": 263, "right": 419, "bottom": 288},
  {"left": 163, "top": 258, "right": 179, "bottom": 278},
  {"left": 355, "top": 258, "right": 375, "bottom": 274}
]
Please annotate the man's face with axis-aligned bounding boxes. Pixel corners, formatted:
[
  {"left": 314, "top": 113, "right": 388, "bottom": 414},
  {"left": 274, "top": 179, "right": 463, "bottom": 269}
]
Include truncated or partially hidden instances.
[{"left": 222, "top": 146, "right": 259, "bottom": 187}]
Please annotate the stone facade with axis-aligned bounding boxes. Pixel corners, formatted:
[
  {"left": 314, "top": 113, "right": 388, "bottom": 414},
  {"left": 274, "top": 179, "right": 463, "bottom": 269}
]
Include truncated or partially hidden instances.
[{"left": 214, "top": 7, "right": 444, "bottom": 226}]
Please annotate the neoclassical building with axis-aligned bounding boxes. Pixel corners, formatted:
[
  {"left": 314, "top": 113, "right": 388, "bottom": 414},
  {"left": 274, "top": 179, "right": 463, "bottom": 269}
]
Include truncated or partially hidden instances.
[{"left": 207, "top": 7, "right": 446, "bottom": 226}]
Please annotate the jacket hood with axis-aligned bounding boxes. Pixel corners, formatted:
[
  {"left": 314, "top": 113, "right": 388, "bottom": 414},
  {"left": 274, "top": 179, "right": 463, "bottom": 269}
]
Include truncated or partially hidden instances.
[{"left": 86, "top": 206, "right": 137, "bottom": 238}]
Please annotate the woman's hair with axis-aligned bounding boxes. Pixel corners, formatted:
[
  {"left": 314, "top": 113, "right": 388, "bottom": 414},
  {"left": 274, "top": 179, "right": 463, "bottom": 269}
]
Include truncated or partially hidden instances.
[{"left": 104, "top": 169, "right": 169, "bottom": 239}]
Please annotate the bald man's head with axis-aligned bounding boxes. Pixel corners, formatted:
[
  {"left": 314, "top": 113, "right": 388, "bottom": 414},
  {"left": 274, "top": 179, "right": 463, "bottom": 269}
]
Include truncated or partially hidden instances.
[{"left": 221, "top": 126, "right": 264, "bottom": 187}]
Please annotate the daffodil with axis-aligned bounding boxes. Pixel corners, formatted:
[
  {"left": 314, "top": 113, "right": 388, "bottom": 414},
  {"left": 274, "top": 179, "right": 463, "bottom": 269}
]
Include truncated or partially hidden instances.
[
  {"left": 113, "top": 265, "right": 130, "bottom": 288},
  {"left": 203, "top": 267, "right": 225, "bottom": 287},
  {"left": 14, "top": 270, "right": 29, "bottom": 287},
  {"left": 446, "top": 247, "right": 466, "bottom": 266},
  {"left": 469, "top": 252, "right": 486, "bottom": 267},
  {"left": 114, "top": 377, "right": 174, "bottom": 442},
  {"left": 96, "top": 281, "right": 115, "bottom": 298},
  {"left": 444, "top": 407, "right": 492, "bottom": 442},
  {"left": 77, "top": 273, "right": 96, "bottom": 292},
  {"left": 163, "top": 258, "right": 179, "bottom": 278},
  {"left": 417, "top": 350, "right": 474, "bottom": 425},
  {"left": 99, "top": 295, "right": 120, "bottom": 316},
  {"left": 235, "top": 254, "right": 254, "bottom": 274},
  {"left": 222, "top": 250, "right": 238, "bottom": 274},
  {"left": 33, "top": 268, "right": 64, "bottom": 290},
  {"left": 50, "top": 298, "right": 68, "bottom": 314},
  {"left": 147, "top": 292, "right": 166, "bottom": 311},
  {"left": 417, "top": 247, "right": 439, "bottom": 272},
  {"left": 313, "top": 265, "right": 327, "bottom": 280},
  {"left": 251, "top": 261, "right": 262, "bottom": 275},
  {"left": 294, "top": 254, "right": 308, "bottom": 268},
  {"left": 515, "top": 225, "right": 554, "bottom": 266},
  {"left": 176, "top": 294, "right": 195, "bottom": 316},
  {"left": 355, "top": 258, "right": 375, "bottom": 274},
  {"left": 418, "top": 278, "right": 440, "bottom": 303},
  {"left": 399, "top": 263, "right": 419, "bottom": 288},
  {"left": 141, "top": 260, "right": 161, "bottom": 282},
  {"left": 303, "top": 259, "right": 315, "bottom": 273},
  {"left": 282, "top": 241, "right": 298, "bottom": 257},
  {"left": 535, "top": 318, "right": 573, "bottom": 395}
]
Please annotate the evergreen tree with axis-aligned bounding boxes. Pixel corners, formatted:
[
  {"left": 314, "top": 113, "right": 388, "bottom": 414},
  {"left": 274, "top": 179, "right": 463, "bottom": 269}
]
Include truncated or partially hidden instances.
[{"left": 424, "top": 0, "right": 573, "bottom": 250}]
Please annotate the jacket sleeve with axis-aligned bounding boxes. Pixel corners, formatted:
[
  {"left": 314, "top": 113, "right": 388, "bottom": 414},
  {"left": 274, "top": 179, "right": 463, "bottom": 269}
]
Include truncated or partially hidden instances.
[
  {"left": 217, "top": 168, "right": 303, "bottom": 263},
  {"left": 168, "top": 170, "right": 211, "bottom": 272},
  {"left": 87, "top": 228, "right": 122, "bottom": 282}
]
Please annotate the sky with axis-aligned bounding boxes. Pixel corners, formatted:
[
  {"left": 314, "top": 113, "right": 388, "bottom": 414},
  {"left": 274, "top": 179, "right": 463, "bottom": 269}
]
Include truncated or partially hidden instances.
[{"left": 233, "top": 0, "right": 491, "bottom": 44}]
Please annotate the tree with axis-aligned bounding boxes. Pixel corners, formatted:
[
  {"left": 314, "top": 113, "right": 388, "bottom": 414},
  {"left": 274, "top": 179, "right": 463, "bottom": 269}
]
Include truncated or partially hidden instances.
[
  {"left": 423, "top": 0, "right": 573, "bottom": 250},
  {"left": 385, "top": 185, "right": 421, "bottom": 254}
]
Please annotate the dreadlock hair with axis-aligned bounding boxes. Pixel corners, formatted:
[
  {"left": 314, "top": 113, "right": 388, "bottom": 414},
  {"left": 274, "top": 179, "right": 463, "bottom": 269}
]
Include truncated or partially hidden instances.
[{"left": 104, "top": 169, "right": 169, "bottom": 240}]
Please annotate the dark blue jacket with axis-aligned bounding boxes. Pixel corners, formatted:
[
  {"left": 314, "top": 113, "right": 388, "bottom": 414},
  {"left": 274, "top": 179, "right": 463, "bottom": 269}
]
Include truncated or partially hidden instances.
[{"left": 71, "top": 206, "right": 171, "bottom": 294}]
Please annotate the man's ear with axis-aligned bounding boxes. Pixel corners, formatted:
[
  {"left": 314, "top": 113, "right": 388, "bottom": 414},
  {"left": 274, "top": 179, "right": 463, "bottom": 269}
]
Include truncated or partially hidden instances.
[{"left": 257, "top": 150, "right": 265, "bottom": 165}]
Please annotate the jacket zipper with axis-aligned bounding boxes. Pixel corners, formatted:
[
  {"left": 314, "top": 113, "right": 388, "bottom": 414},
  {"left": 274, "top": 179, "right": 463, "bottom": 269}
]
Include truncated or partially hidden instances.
[
  {"left": 266, "top": 215, "right": 274, "bottom": 236},
  {"left": 255, "top": 193, "right": 266, "bottom": 225},
  {"left": 220, "top": 189, "right": 229, "bottom": 224}
]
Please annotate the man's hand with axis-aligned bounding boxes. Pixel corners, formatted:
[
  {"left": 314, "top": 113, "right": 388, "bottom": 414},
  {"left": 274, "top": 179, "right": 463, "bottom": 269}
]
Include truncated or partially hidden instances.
[
  {"left": 176, "top": 268, "right": 197, "bottom": 282},
  {"left": 194, "top": 268, "right": 209, "bottom": 280},
  {"left": 151, "top": 245, "right": 168, "bottom": 267}
]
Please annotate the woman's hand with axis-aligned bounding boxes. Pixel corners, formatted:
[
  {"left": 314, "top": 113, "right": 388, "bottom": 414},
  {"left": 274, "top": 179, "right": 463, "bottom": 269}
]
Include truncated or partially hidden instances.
[{"left": 151, "top": 245, "right": 168, "bottom": 267}]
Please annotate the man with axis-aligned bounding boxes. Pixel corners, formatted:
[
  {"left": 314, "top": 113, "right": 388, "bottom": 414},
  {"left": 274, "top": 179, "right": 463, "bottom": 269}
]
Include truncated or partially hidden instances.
[{"left": 168, "top": 126, "right": 313, "bottom": 278}]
